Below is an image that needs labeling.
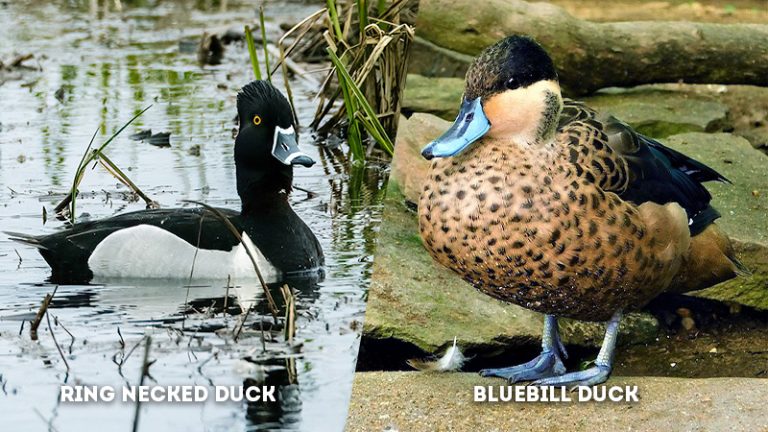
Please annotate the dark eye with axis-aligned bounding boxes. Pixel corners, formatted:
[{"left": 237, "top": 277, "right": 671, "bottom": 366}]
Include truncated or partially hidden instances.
[
  {"left": 252, "top": 115, "right": 262, "bottom": 126},
  {"left": 505, "top": 77, "right": 520, "bottom": 90}
]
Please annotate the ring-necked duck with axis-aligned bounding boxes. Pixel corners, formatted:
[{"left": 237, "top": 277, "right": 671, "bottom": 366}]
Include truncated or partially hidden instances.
[
  {"left": 7, "top": 81, "right": 323, "bottom": 284},
  {"left": 418, "top": 36, "right": 743, "bottom": 386}
]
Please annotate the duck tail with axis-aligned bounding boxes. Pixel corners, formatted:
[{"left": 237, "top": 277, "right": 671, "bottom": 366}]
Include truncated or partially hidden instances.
[
  {"left": 669, "top": 224, "right": 742, "bottom": 293},
  {"left": 731, "top": 255, "right": 752, "bottom": 277},
  {"left": 3, "top": 231, "right": 47, "bottom": 250}
]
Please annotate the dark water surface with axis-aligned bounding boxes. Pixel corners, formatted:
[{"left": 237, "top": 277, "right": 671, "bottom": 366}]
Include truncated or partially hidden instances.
[{"left": 0, "top": 1, "right": 386, "bottom": 430}]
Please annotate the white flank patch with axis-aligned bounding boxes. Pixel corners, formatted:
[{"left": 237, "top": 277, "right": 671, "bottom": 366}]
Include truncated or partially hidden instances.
[{"left": 87, "top": 225, "right": 280, "bottom": 284}]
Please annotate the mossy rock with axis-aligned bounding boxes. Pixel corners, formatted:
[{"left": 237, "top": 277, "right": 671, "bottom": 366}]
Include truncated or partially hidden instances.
[
  {"left": 622, "top": 83, "right": 768, "bottom": 153},
  {"left": 584, "top": 89, "right": 730, "bottom": 137},
  {"left": 661, "top": 133, "right": 768, "bottom": 247},
  {"left": 391, "top": 113, "right": 443, "bottom": 203},
  {"left": 406, "top": 37, "right": 474, "bottom": 80},
  {"left": 401, "top": 74, "right": 464, "bottom": 121}
]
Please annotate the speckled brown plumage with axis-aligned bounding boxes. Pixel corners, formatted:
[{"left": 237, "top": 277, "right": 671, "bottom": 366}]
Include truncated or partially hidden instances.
[{"left": 417, "top": 100, "right": 740, "bottom": 322}]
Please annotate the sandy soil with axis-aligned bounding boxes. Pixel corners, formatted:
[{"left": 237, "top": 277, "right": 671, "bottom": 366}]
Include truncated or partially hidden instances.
[{"left": 347, "top": 372, "right": 768, "bottom": 432}]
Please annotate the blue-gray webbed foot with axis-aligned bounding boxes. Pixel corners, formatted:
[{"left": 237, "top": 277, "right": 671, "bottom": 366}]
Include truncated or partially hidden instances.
[
  {"left": 531, "top": 364, "right": 611, "bottom": 387},
  {"left": 479, "top": 315, "right": 567, "bottom": 383},
  {"left": 532, "top": 310, "right": 622, "bottom": 388}
]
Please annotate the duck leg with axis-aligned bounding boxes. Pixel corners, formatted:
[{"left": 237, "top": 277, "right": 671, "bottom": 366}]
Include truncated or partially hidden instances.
[
  {"left": 532, "top": 310, "right": 622, "bottom": 387},
  {"left": 479, "top": 315, "right": 567, "bottom": 382}
]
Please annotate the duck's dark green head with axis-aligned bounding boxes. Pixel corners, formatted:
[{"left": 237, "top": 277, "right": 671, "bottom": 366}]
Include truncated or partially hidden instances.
[
  {"left": 422, "top": 36, "right": 562, "bottom": 159},
  {"left": 235, "top": 81, "right": 314, "bottom": 202}
]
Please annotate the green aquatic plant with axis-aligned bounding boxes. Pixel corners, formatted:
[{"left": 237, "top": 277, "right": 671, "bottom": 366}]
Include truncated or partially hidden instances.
[
  {"left": 317, "top": 0, "right": 413, "bottom": 162},
  {"left": 244, "top": 25, "right": 262, "bottom": 81},
  {"left": 259, "top": 6, "right": 272, "bottom": 82},
  {"left": 327, "top": 48, "right": 393, "bottom": 157},
  {"left": 273, "top": 0, "right": 414, "bottom": 163}
]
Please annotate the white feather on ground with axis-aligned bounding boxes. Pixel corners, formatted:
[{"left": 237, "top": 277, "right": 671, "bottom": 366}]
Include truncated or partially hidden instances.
[{"left": 407, "top": 337, "right": 467, "bottom": 372}]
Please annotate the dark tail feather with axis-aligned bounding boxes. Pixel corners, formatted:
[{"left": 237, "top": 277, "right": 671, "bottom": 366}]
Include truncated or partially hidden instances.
[
  {"left": 642, "top": 136, "right": 730, "bottom": 184},
  {"left": 731, "top": 256, "right": 752, "bottom": 277},
  {"left": 689, "top": 206, "right": 721, "bottom": 236},
  {"left": 3, "top": 231, "right": 47, "bottom": 250}
]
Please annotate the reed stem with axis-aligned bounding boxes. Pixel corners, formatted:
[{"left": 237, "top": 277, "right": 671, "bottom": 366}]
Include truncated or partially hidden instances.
[{"left": 244, "top": 25, "right": 262, "bottom": 80}]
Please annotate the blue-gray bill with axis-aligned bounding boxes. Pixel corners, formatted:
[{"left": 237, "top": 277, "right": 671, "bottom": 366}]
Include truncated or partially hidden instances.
[
  {"left": 421, "top": 97, "right": 491, "bottom": 159},
  {"left": 272, "top": 125, "right": 315, "bottom": 167}
]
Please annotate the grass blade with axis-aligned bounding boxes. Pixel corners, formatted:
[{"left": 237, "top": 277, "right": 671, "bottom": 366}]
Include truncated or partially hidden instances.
[
  {"left": 98, "top": 154, "right": 156, "bottom": 208},
  {"left": 326, "top": 0, "right": 344, "bottom": 41},
  {"left": 95, "top": 105, "right": 153, "bottom": 155},
  {"left": 62, "top": 126, "right": 99, "bottom": 222},
  {"left": 259, "top": 5, "right": 271, "bottom": 82},
  {"left": 244, "top": 25, "right": 262, "bottom": 81},
  {"left": 327, "top": 47, "right": 394, "bottom": 155},
  {"left": 62, "top": 105, "right": 152, "bottom": 222},
  {"left": 182, "top": 200, "right": 279, "bottom": 317},
  {"left": 357, "top": 0, "right": 368, "bottom": 43},
  {"left": 329, "top": 50, "right": 365, "bottom": 161}
]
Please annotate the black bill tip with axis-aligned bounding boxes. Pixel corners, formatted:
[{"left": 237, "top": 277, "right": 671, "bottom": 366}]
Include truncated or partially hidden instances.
[{"left": 290, "top": 155, "right": 315, "bottom": 167}]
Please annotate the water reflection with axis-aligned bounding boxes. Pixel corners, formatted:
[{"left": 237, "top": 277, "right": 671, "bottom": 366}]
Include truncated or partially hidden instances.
[{"left": 243, "top": 359, "right": 302, "bottom": 431}]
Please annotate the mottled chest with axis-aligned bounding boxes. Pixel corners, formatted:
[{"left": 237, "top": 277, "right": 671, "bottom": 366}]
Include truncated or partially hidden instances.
[{"left": 420, "top": 144, "right": 562, "bottom": 236}]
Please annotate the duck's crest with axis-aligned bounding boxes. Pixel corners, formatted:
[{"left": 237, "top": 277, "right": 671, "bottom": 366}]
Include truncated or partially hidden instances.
[{"left": 237, "top": 81, "right": 288, "bottom": 110}]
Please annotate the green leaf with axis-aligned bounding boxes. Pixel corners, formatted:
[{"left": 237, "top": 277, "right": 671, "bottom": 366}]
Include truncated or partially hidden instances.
[{"left": 244, "top": 25, "right": 262, "bottom": 81}]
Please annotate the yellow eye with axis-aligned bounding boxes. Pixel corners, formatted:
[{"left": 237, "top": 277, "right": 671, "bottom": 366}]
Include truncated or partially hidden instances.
[{"left": 252, "top": 115, "right": 262, "bottom": 126}]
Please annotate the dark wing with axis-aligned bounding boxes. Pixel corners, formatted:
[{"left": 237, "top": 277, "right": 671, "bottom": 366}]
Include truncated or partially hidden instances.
[
  {"left": 53, "top": 207, "right": 244, "bottom": 252},
  {"left": 558, "top": 99, "right": 728, "bottom": 235}
]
